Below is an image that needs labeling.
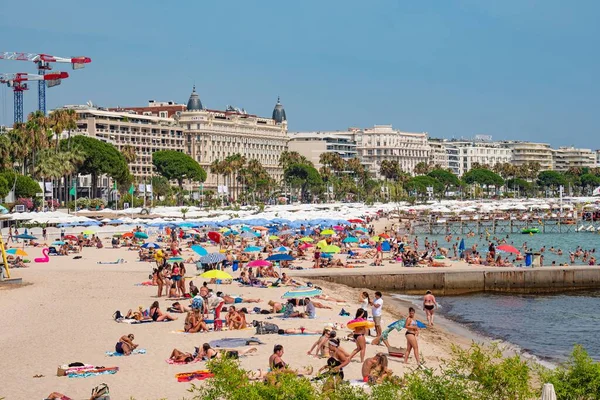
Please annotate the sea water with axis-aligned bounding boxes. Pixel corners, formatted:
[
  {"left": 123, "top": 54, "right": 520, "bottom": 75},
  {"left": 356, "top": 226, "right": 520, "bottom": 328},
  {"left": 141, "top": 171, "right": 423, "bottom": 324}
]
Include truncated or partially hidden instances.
[{"left": 437, "top": 290, "right": 600, "bottom": 362}]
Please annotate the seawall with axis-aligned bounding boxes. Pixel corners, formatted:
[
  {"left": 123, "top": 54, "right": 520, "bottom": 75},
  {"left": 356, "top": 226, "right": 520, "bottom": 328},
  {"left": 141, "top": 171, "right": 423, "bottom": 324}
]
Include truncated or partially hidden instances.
[{"left": 289, "top": 266, "right": 600, "bottom": 295}]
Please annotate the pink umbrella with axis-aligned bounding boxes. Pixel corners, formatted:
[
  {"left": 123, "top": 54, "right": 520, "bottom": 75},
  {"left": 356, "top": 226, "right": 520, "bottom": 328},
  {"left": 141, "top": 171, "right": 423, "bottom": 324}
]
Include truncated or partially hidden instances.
[
  {"left": 299, "top": 243, "right": 314, "bottom": 249},
  {"left": 247, "top": 260, "right": 271, "bottom": 267},
  {"left": 333, "top": 226, "right": 345, "bottom": 231},
  {"left": 496, "top": 244, "right": 520, "bottom": 254}
]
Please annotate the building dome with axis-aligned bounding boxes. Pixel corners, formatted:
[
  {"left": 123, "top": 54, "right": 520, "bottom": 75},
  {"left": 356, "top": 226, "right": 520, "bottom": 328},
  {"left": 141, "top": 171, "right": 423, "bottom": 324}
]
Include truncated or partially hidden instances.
[
  {"left": 272, "top": 96, "right": 286, "bottom": 123},
  {"left": 186, "top": 85, "right": 203, "bottom": 111}
]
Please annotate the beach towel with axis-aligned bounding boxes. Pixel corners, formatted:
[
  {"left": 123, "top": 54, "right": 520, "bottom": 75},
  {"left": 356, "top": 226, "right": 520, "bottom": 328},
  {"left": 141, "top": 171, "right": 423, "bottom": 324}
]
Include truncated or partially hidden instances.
[
  {"left": 105, "top": 348, "right": 146, "bottom": 357},
  {"left": 208, "top": 337, "right": 264, "bottom": 348},
  {"left": 67, "top": 367, "right": 119, "bottom": 378},
  {"left": 97, "top": 259, "right": 126, "bottom": 264},
  {"left": 117, "top": 318, "right": 154, "bottom": 324},
  {"left": 279, "top": 333, "right": 321, "bottom": 336},
  {"left": 175, "top": 370, "right": 214, "bottom": 382},
  {"left": 166, "top": 357, "right": 200, "bottom": 365},
  {"left": 135, "top": 281, "right": 155, "bottom": 286}
]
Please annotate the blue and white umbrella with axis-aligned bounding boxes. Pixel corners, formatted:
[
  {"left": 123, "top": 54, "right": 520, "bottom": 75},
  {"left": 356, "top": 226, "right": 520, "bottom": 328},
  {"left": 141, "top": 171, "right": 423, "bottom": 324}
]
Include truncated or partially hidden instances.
[
  {"left": 191, "top": 245, "right": 208, "bottom": 256},
  {"left": 244, "top": 246, "right": 262, "bottom": 253},
  {"left": 275, "top": 246, "right": 289, "bottom": 253},
  {"left": 266, "top": 254, "right": 295, "bottom": 262},
  {"left": 141, "top": 242, "right": 161, "bottom": 249},
  {"left": 241, "top": 231, "right": 259, "bottom": 239},
  {"left": 282, "top": 287, "right": 323, "bottom": 299},
  {"left": 52, "top": 241, "right": 66, "bottom": 245},
  {"left": 199, "top": 253, "right": 226, "bottom": 264}
]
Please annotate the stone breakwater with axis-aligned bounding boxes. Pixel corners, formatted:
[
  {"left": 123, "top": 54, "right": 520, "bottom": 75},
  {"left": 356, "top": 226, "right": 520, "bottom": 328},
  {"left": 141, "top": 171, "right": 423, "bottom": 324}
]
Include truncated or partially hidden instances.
[{"left": 289, "top": 266, "right": 600, "bottom": 295}]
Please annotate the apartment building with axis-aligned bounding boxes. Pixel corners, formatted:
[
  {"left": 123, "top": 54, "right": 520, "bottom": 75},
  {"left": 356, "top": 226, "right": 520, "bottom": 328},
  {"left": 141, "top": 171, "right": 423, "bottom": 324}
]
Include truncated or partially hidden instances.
[
  {"left": 440, "top": 138, "right": 512, "bottom": 176},
  {"left": 502, "top": 141, "right": 554, "bottom": 171},
  {"left": 553, "top": 147, "right": 596, "bottom": 171},
  {"left": 428, "top": 139, "right": 451, "bottom": 171},
  {"left": 288, "top": 131, "right": 357, "bottom": 169}
]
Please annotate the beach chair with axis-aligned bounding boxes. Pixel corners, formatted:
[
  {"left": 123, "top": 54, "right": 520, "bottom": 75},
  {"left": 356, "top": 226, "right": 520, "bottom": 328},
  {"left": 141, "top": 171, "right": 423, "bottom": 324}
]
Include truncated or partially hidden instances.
[{"left": 48, "top": 246, "right": 59, "bottom": 256}]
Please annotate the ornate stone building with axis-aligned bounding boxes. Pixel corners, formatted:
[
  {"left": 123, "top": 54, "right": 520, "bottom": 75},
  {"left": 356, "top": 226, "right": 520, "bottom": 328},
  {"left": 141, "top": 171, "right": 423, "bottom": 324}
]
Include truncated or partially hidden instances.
[{"left": 179, "top": 87, "right": 289, "bottom": 192}]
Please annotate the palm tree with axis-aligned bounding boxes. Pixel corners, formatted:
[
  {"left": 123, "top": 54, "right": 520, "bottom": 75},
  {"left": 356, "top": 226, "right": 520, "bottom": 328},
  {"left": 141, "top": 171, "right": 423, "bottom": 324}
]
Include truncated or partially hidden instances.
[
  {"left": 121, "top": 145, "right": 137, "bottom": 164},
  {"left": 279, "top": 151, "right": 311, "bottom": 169},
  {"left": 210, "top": 159, "right": 222, "bottom": 189},
  {"left": 8, "top": 122, "right": 32, "bottom": 174},
  {"left": 25, "top": 111, "right": 51, "bottom": 173},
  {"left": 413, "top": 162, "right": 430, "bottom": 176},
  {"left": 0, "top": 135, "right": 12, "bottom": 170}
]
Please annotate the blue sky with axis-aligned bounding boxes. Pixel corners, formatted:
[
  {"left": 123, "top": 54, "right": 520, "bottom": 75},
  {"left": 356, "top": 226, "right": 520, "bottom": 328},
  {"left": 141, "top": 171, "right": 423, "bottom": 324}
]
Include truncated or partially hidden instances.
[{"left": 0, "top": 0, "right": 598, "bottom": 147}]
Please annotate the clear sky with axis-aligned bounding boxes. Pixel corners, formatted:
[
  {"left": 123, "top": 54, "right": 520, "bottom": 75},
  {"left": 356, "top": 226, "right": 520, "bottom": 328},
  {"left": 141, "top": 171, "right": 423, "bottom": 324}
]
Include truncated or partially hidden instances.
[{"left": 0, "top": 1, "right": 598, "bottom": 147}]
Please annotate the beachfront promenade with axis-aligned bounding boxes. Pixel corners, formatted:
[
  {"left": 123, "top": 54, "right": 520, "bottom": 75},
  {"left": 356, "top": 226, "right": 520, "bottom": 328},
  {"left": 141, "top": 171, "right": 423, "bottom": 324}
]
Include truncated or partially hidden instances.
[{"left": 288, "top": 264, "right": 600, "bottom": 295}]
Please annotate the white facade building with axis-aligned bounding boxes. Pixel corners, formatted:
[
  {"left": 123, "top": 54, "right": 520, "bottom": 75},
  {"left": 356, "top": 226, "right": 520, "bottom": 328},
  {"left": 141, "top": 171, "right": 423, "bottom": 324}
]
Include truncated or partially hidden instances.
[
  {"left": 553, "top": 147, "right": 596, "bottom": 171},
  {"left": 502, "top": 141, "right": 554, "bottom": 171},
  {"left": 440, "top": 139, "right": 512, "bottom": 176},
  {"left": 340, "top": 125, "right": 430, "bottom": 177},
  {"left": 428, "top": 139, "right": 450, "bottom": 171},
  {"left": 288, "top": 132, "right": 357, "bottom": 169},
  {"left": 180, "top": 88, "right": 288, "bottom": 192}
]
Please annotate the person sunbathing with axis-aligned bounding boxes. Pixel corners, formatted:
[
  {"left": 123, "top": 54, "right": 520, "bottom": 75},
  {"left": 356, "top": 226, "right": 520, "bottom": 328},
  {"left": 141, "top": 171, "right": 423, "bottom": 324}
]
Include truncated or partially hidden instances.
[
  {"left": 184, "top": 310, "right": 208, "bottom": 333},
  {"left": 225, "top": 306, "right": 247, "bottom": 330},
  {"left": 268, "top": 300, "right": 283, "bottom": 313},
  {"left": 168, "top": 301, "right": 191, "bottom": 313},
  {"left": 149, "top": 301, "right": 177, "bottom": 322},
  {"left": 217, "top": 291, "right": 261, "bottom": 304},
  {"left": 115, "top": 334, "right": 138, "bottom": 355},
  {"left": 169, "top": 348, "right": 196, "bottom": 363},
  {"left": 288, "top": 298, "right": 332, "bottom": 309},
  {"left": 197, "top": 343, "right": 257, "bottom": 360}
]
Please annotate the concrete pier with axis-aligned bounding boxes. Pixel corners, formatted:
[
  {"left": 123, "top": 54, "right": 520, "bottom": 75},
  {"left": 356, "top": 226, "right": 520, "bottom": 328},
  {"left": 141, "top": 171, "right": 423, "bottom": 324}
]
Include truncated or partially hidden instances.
[{"left": 288, "top": 265, "right": 600, "bottom": 295}]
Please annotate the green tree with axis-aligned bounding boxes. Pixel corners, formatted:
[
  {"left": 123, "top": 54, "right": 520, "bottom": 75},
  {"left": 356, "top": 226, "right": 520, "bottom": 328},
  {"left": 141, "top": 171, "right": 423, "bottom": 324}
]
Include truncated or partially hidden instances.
[
  {"left": 505, "top": 178, "right": 532, "bottom": 195},
  {"left": 152, "top": 150, "right": 207, "bottom": 189},
  {"left": 380, "top": 160, "right": 401, "bottom": 181},
  {"left": 405, "top": 175, "right": 443, "bottom": 199},
  {"left": 0, "top": 175, "right": 9, "bottom": 199},
  {"left": 537, "top": 170, "right": 567, "bottom": 193},
  {"left": 151, "top": 176, "right": 172, "bottom": 199},
  {"left": 62, "top": 136, "right": 131, "bottom": 197},
  {"left": 428, "top": 169, "right": 460, "bottom": 195},
  {"left": 580, "top": 173, "right": 600, "bottom": 194},
  {"left": 279, "top": 151, "right": 312, "bottom": 170},
  {"left": 413, "top": 161, "right": 431, "bottom": 175},
  {"left": 463, "top": 168, "right": 504, "bottom": 196},
  {"left": 13, "top": 174, "right": 42, "bottom": 198},
  {"left": 284, "top": 163, "right": 323, "bottom": 202}
]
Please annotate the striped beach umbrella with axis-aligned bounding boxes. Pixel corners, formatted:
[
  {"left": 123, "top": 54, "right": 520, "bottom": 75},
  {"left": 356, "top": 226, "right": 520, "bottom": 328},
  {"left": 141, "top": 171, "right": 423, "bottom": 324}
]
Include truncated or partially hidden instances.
[
  {"left": 282, "top": 287, "right": 323, "bottom": 299},
  {"left": 6, "top": 248, "right": 28, "bottom": 256},
  {"left": 141, "top": 242, "right": 161, "bottom": 249},
  {"left": 199, "top": 253, "right": 226, "bottom": 264}
]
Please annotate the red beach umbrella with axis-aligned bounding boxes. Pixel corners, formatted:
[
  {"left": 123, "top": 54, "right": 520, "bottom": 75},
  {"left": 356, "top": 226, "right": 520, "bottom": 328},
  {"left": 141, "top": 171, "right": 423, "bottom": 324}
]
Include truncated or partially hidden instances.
[
  {"left": 496, "top": 244, "right": 520, "bottom": 254},
  {"left": 122, "top": 232, "right": 134, "bottom": 238},
  {"left": 208, "top": 231, "right": 221, "bottom": 243},
  {"left": 64, "top": 235, "right": 78, "bottom": 241},
  {"left": 348, "top": 219, "right": 364, "bottom": 223},
  {"left": 378, "top": 233, "right": 391, "bottom": 239}
]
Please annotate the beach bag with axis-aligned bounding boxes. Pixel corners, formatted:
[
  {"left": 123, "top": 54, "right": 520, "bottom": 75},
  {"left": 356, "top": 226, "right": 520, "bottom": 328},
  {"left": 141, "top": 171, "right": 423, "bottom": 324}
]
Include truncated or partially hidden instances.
[
  {"left": 255, "top": 321, "right": 279, "bottom": 335},
  {"left": 91, "top": 383, "right": 110, "bottom": 399}
]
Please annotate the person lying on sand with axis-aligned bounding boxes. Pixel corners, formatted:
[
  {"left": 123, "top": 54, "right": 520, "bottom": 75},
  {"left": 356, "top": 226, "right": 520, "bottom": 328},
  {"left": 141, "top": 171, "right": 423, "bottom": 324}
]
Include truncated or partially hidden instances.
[
  {"left": 217, "top": 291, "right": 261, "bottom": 304},
  {"left": 197, "top": 343, "right": 258, "bottom": 360},
  {"left": 115, "top": 333, "right": 138, "bottom": 355},
  {"left": 169, "top": 348, "right": 196, "bottom": 363},
  {"left": 167, "top": 301, "right": 191, "bottom": 313},
  {"left": 124, "top": 307, "right": 152, "bottom": 322},
  {"left": 268, "top": 300, "right": 283, "bottom": 313},
  {"left": 149, "top": 301, "right": 177, "bottom": 322}
]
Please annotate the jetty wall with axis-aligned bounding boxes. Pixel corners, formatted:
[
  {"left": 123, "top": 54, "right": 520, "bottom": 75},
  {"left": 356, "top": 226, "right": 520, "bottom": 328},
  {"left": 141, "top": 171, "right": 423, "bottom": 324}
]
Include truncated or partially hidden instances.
[{"left": 307, "top": 267, "right": 600, "bottom": 295}]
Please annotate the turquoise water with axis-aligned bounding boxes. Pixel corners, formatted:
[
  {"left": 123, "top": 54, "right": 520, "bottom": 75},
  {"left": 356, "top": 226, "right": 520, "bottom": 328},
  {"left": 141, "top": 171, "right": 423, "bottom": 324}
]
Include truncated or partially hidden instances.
[{"left": 416, "top": 232, "right": 600, "bottom": 265}]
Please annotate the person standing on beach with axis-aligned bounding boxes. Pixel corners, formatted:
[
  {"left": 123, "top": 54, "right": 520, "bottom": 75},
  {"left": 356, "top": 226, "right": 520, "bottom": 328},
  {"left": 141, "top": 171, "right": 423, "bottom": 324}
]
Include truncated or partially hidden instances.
[
  {"left": 371, "top": 291, "right": 383, "bottom": 337},
  {"left": 423, "top": 290, "right": 438, "bottom": 326},
  {"left": 7, "top": 226, "right": 13, "bottom": 243},
  {"left": 404, "top": 307, "right": 421, "bottom": 365}
]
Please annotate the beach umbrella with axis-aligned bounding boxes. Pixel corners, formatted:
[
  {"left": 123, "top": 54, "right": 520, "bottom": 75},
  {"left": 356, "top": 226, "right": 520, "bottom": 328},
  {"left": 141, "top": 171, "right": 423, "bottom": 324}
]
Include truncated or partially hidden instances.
[
  {"left": 275, "top": 246, "right": 289, "bottom": 253},
  {"left": 122, "top": 232, "right": 134, "bottom": 239},
  {"left": 342, "top": 237, "right": 358, "bottom": 243},
  {"left": 15, "top": 234, "right": 37, "bottom": 240},
  {"left": 51, "top": 241, "right": 66, "bottom": 245},
  {"left": 348, "top": 218, "right": 364, "bottom": 223},
  {"left": 219, "top": 227, "right": 230, "bottom": 233},
  {"left": 277, "top": 230, "right": 294, "bottom": 236},
  {"left": 321, "top": 229, "right": 335, "bottom": 235},
  {"left": 317, "top": 239, "right": 328, "bottom": 249},
  {"left": 241, "top": 231, "right": 258, "bottom": 239},
  {"left": 541, "top": 383, "right": 557, "bottom": 400},
  {"left": 191, "top": 245, "right": 208, "bottom": 256},
  {"left": 83, "top": 229, "right": 96, "bottom": 235},
  {"left": 333, "top": 226, "right": 344, "bottom": 231},
  {"left": 321, "top": 252, "right": 333, "bottom": 259},
  {"left": 5, "top": 248, "right": 28, "bottom": 256},
  {"left": 322, "top": 245, "right": 341, "bottom": 254},
  {"left": 244, "top": 246, "right": 262, "bottom": 253},
  {"left": 207, "top": 231, "right": 221, "bottom": 243},
  {"left": 64, "top": 234, "right": 77, "bottom": 241},
  {"left": 266, "top": 253, "right": 295, "bottom": 262},
  {"left": 299, "top": 237, "right": 314, "bottom": 242},
  {"left": 200, "top": 269, "right": 233, "bottom": 280},
  {"left": 282, "top": 287, "right": 322, "bottom": 299},
  {"left": 167, "top": 257, "right": 184, "bottom": 263},
  {"left": 199, "top": 253, "right": 226, "bottom": 264},
  {"left": 354, "top": 227, "right": 368, "bottom": 233},
  {"left": 378, "top": 233, "right": 391, "bottom": 239},
  {"left": 370, "top": 236, "right": 381, "bottom": 242},
  {"left": 134, "top": 232, "right": 148, "bottom": 239},
  {"left": 268, "top": 235, "right": 280, "bottom": 240},
  {"left": 459, "top": 238, "right": 465, "bottom": 252},
  {"left": 141, "top": 242, "right": 161, "bottom": 249},
  {"left": 0, "top": 205, "right": 8, "bottom": 214},
  {"left": 299, "top": 243, "right": 313, "bottom": 250},
  {"left": 496, "top": 244, "right": 520, "bottom": 254},
  {"left": 253, "top": 226, "right": 268, "bottom": 231},
  {"left": 247, "top": 260, "right": 271, "bottom": 267}
]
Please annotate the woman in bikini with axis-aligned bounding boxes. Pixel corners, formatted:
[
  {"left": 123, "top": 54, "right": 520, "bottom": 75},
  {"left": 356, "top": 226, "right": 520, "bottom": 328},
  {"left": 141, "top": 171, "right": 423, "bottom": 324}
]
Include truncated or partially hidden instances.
[
  {"left": 345, "top": 308, "right": 368, "bottom": 363},
  {"left": 169, "top": 348, "right": 196, "bottom": 363},
  {"left": 422, "top": 290, "right": 438, "bottom": 326},
  {"left": 198, "top": 343, "right": 257, "bottom": 360},
  {"left": 149, "top": 301, "right": 177, "bottom": 322},
  {"left": 404, "top": 307, "right": 421, "bottom": 365},
  {"left": 184, "top": 309, "right": 208, "bottom": 333},
  {"left": 307, "top": 328, "right": 333, "bottom": 358},
  {"left": 115, "top": 333, "right": 138, "bottom": 355},
  {"left": 317, "top": 338, "right": 349, "bottom": 381}
]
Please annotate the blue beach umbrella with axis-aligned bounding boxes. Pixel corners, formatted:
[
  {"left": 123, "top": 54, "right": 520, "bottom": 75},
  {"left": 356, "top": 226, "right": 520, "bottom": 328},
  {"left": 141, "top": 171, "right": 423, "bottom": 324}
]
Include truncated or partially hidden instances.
[
  {"left": 52, "top": 241, "right": 66, "bottom": 245},
  {"left": 266, "top": 254, "right": 295, "bottom": 262},
  {"left": 244, "top": 246, "right": 262, "bottom": 253},
  {"left": 134, "top": 232, "right": 149, "bottom": 239},
  {"left": 15, "top": 234, "right": 37, "bottom": 240},
  {"left": 459, "top": 238, "right": 465, "bottom": 252},
  {"left": 342, "top": 237, "right": 358, "bottom": 243},
  {"left": 141, "top": 242, "right": 161, "bottom": 249},
  {"left": 167, "top": 257, "right": 184, "bottom": 263},
  {"left": 199, "top": 253, "right": 226, "bottom": 264},
  {"left": 275, "top": 246, "right": 289, "bottom": 253},
  {"left": 191, "top": 245, "right": 208, "bottom": 256},
  {"left": 282, "top": 287, "right": 323, "bottom": 299}
]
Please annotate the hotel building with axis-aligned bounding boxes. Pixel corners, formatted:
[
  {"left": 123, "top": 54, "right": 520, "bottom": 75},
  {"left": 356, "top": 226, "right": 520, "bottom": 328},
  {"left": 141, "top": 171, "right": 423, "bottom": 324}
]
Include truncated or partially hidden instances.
[
  {"left": 287, "top": 131, "right": 357, "bottom": 169},
  {"left": 502, "top": 141, "right": 554, "bottom": 171},
  {"left": 553, "top": 147, "right": 596, "bottom": 171}
]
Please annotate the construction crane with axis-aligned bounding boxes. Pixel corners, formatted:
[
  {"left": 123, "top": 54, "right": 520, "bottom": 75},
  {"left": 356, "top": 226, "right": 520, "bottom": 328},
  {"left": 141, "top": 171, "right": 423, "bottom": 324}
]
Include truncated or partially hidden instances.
[
  {"left": 0, "top": 72, "right": 69, "bottom": 123},
  {"left": 0, "top": 52, "right": 91, "bottom": 115}
]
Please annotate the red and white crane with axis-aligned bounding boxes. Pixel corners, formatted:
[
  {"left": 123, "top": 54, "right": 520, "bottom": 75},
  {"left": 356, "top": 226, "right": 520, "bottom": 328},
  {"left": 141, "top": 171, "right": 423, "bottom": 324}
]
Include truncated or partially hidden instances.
[
  {"left": 0, "top": 51, "right": 91, "bottom": 120},
  {"left": 0, "top": 72, "right": 69, "bottom": 123}
]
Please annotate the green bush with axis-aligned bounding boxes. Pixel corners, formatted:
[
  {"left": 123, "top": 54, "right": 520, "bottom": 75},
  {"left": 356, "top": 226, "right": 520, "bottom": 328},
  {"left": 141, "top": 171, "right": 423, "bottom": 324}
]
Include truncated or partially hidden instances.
[{"left": 539, "top": 345, "right": 600, "bottom": 400}]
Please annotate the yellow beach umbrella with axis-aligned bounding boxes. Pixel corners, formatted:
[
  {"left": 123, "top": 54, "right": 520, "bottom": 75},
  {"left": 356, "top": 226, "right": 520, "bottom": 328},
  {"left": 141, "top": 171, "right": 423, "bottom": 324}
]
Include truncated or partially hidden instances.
[
  {"left": 299, "top": 237, "right": 314, "bottom": 242},
  {"left": 83, "top": 229, "right": 96, "bottom": 235},
  {"left": 321, "top": 229, "right": 335, "bottom": 235},
  {"left": 6, "top": 248, "right": 28, "bottom": 256},
  {"left": 219, "top": 227, "right": 229, "bottom": 233},
  {"left": 371, "top": 236, "right": 381, "bottom": 242},
  {"left": 200, "top": 270, "right": 233, "bottom": 280},
  {"left": 269, "top": 235, "right": 280, "bottom": 240},
  {"left": 322, "top": 245, "right": 341, "bottom": 254},
  {"left": 317, "top": 240, "right": 328, "bottom": 249}
]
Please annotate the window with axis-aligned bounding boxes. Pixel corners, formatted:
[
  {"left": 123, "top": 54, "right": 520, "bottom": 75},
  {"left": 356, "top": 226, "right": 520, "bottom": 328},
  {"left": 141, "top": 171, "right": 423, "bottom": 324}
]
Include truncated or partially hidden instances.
[{"left": 159, "top": 111, "right": 168, "bottom": 118}]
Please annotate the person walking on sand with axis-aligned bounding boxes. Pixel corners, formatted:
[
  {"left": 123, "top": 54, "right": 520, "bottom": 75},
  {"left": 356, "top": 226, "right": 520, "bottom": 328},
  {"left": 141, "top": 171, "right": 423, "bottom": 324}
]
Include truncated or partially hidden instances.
[
  {"left": 423, "top": 290, "right": 438, "bottom": 326},
  {"left": 404, "top": 307, "right": 421, "bottom": 365}
]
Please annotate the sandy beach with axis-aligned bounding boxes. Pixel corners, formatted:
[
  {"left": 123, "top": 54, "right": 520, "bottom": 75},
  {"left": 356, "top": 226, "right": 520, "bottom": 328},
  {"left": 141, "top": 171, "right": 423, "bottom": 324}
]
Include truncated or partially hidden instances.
[{"left": 0, "top": 217, "right": 481, "bottom": 400}]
